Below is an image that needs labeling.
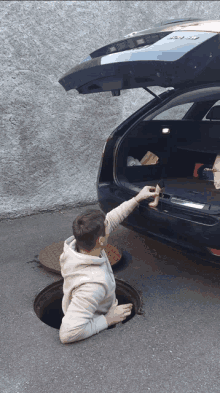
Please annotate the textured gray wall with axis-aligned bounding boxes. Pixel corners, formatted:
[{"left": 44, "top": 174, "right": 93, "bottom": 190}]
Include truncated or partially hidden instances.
[{"left": 1, "top": 1, "right": 218, "bottom": 219}]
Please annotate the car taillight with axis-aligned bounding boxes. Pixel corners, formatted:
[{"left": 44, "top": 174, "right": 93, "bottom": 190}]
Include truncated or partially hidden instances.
[{"left": 208, "top": 248, "right": 220, "bottom": 256}]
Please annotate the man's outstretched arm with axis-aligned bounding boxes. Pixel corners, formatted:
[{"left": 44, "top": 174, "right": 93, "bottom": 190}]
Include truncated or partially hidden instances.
[{"left": 105, "top": 186, "right": 158, "bottom": 235}]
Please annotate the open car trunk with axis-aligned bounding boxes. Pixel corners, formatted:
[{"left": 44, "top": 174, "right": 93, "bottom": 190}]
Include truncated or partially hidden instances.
[
  {"left": 116, "top": 120, "right": 220, "bottom": 210},
  {"left": 132, "top": 178, "right": 220, "bottom": 206}
]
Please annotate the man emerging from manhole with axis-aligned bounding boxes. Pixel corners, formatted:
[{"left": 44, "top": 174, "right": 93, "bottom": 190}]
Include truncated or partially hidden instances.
[{"left": 59, "top": 185, "right": 159, "bottom": 344}]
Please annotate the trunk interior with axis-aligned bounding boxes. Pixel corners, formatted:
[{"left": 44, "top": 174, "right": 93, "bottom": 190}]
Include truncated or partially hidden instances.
[{"left": 117, "top": 120, "right": 220, "bottom": 207}]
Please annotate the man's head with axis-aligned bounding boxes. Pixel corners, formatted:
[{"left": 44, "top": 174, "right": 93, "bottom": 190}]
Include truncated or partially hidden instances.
[{"left": 72, "top": 209, "right": 107, "bottom": 252}]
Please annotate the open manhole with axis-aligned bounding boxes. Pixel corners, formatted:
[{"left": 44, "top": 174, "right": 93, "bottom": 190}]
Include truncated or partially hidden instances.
[{"left": 34, "top": 278, "right": 143, "bottom": 330}]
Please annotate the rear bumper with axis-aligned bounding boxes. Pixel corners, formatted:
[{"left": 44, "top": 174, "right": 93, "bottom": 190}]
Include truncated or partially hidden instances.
[{"left": 98, "top": 182, "right": 220, "bottom": 263}]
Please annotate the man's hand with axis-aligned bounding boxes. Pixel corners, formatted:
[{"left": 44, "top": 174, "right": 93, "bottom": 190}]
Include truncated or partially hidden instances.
[
  {"left": 105, "top": 303, "right": 133, "bottom": 327},
  {"left": 134, "top": 186, "right": 159, "bottom": 203}
]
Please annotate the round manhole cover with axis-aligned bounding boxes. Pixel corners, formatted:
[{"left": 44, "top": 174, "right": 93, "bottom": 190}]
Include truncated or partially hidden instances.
[
  {"left": 38, "top": 242, "right": 123, "bottom": 274},
  {"left": 34, "top": 278, "right": 143, "bottom": 330}
]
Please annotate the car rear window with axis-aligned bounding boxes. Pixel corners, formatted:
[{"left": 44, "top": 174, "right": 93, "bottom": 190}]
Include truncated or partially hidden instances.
[{"left": 151, "top": 102, "right": 194, "bottom": 120}]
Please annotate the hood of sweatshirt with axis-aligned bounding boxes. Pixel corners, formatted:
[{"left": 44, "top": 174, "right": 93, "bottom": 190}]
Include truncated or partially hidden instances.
[{"left": 60, "top": 235, "right": 107, "bottom": 272}]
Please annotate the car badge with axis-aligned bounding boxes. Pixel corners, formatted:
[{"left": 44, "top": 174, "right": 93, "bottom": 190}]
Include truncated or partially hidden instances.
[
  {"left": 125, "top": 32, "right": 138, "bottom": 38},
  {"left": 168, "top": 35, "right": 199, "bottom": 40}
]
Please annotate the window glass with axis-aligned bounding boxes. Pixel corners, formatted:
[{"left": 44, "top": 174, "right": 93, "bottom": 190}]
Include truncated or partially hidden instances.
[
  {"left": 151, "top": 103, "right": 194, "bottom": 120},
  {"left": 202, "top": 100, "right": 220, "bottom": 120}
]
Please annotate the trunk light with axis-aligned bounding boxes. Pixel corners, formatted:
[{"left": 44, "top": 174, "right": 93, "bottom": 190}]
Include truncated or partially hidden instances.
[{"left": 162, "top": 128, "right": 170, "bottom": 134}]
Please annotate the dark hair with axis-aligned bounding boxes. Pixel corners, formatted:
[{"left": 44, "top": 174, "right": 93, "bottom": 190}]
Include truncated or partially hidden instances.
[{"left": 72, "top": 209, "right": 106, "bottom": 252}]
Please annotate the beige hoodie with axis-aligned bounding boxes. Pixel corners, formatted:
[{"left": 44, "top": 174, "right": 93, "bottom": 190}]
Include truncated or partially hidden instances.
[{"left": 59, "top": 197, "right": 139, "bottom": 343}]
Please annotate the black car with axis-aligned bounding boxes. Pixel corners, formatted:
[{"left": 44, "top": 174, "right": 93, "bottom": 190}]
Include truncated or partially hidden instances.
[{"left": 59, "top": 17, "right": 220, "bottom": 263}]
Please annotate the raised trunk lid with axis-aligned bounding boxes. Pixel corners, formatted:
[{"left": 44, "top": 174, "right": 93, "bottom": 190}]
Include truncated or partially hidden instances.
[{"left": 59, "top": 20, "right": 220, "bottom": 95}]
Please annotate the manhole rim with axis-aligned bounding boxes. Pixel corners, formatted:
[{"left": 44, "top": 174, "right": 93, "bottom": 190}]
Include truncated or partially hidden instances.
[{"left": 33, "top": 278, "right": 144, "bottom": 321}]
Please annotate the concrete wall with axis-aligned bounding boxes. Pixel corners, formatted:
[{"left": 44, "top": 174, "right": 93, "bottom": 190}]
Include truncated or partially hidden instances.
[{"left": 1, "top": 1, "right": 218, "bottom": 219}]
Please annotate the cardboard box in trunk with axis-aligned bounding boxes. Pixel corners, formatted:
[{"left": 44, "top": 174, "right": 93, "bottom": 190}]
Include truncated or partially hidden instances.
[{"left": 140, "top": 151, "right": 159, "bottom": 165}]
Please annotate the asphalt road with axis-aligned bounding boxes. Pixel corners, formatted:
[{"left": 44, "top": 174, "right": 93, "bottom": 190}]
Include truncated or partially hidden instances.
[{"left": 1, "top": 204, "right": 220, "bottom": 393}]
